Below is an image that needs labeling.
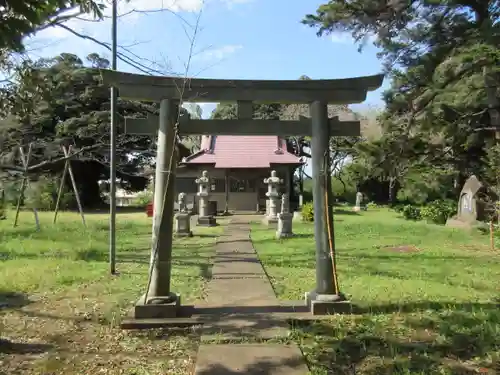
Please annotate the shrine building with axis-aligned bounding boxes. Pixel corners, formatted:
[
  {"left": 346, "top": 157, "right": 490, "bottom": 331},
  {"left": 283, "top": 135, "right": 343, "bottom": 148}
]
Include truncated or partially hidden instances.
[{"left": 175, "top": 135, "right": 303, "bottom": 213}]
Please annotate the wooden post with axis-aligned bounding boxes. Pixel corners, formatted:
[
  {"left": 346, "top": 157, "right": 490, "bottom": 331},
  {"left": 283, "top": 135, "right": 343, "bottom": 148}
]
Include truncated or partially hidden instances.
[
  {"left": 490, "top": 221, "right": 495, "bottom": 250},
  {"left": 33, "top": 208, "right": 40, "bottom": 231},
  {"left": 224, "top": 169, "right": 230, "bottom": 214},
  {"left": 62, "top": 146, "right": 86, "bottom": 228},
  {"left": 147, "top": 99, "right": 179, "bottom": 303},
  {"left": 14, "top": 144, "right": 33, "bottom": 228}
]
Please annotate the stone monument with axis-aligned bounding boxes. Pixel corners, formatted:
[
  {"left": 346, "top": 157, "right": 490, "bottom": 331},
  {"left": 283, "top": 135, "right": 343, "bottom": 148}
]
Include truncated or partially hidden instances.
[
  {"left": 446, "top": 175, "right": 485, "bottom": 229},
  {"left": 353, "top": 192, "right": 364, "bottom": 212},
  {"left": 276, "top": 193, "right": 293, "bottom": 238},
  {"left": 195, "top": 170, "right": 216, "bottom": 227},
  {"left": 262, "top": 170, "right": 282, "bottom": 225},
  {"left": 174, "top": 192, "right": 192, "bottom": 237}
]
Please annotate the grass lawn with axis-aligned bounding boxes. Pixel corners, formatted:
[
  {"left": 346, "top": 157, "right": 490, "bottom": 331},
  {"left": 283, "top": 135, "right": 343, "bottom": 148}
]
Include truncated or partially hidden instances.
[
  {"left": 251, "top": 208, "right": 500, "bottom": 375},
  {"left": 0, "top": 210, "right": 226, "bottom": 375}
]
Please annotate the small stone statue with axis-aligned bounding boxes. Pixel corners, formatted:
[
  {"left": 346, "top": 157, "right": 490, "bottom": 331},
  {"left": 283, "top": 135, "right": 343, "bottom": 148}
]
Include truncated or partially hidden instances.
[
  {"left": 353, "top": 192, "right": 364, "bottom": 212},
  {"left": 178, "top": 192, "right": 187, "bottom": 213},
  {"left": 195, "top": 170, "right": 216, "bottom": 226},
  {"left": 175, "top": 192, "right": 192, "bottom": 237}
]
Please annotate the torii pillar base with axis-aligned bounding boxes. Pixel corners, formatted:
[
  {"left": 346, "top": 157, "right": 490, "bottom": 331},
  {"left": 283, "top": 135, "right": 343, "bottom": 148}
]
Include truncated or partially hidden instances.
[
  {"left": 134, "top": 293, "right": 181, "bottom": 319},
  {"left": 305, "top": 291, "right": 352, "bottom": 315},
  {"left": 121, "top": 293, "right": 200, "bottom": 329}
]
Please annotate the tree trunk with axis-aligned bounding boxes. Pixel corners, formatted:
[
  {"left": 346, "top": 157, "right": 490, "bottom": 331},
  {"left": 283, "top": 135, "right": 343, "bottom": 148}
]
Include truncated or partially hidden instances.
[
  {"left": 388, "top": 177, "right": 396, "bottom": 204},
  {"left": 72, "top": 161, "right": 105, "bottom": 208}
]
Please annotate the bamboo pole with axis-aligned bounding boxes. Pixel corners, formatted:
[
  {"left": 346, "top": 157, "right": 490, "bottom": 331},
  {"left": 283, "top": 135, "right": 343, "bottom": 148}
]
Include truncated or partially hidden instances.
[
  {"left": 13, "top": 144, "right": 33, "bottom": 227},
  {"left": 53, "top": 145, "right": 71, "bottom": 224},
  {"left": 62, "top": 146, "right": 86, "bottom": 228}
]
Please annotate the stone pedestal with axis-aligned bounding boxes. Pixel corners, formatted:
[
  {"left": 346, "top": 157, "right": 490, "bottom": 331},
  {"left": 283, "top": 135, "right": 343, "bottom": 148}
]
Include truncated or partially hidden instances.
[
  {"left": 262, "top": 170, "right": 282, "bottom": 226},
  {"left": 276, "top": 194, "right": 293, "bottom": 238},
  {"left": 175, "top": 212, "right": 192, "bottom": 237},
  {"left": 197, "top": 215, "right": 217, "bottom": 226},
  {"left": 174, "top": 192, "right": 192, "bottom": 236},
  {"left": 196, "top": 171, "right": 217, "bottom": 227}
]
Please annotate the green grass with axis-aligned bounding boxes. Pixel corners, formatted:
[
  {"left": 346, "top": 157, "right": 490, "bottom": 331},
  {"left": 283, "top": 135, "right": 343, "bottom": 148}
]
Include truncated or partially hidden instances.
[
  {"left": 252, "top": 208, "right": 500, "bottom": 375},
  {"left": 0, "top": 210, "right": 225, "bottom": 375}
]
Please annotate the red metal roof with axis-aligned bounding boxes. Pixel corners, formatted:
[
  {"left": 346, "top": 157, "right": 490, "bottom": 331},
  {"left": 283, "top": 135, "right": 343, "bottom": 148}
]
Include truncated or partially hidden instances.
[{"left": 182, "top": 136, "right": 303, "bottom": 168}]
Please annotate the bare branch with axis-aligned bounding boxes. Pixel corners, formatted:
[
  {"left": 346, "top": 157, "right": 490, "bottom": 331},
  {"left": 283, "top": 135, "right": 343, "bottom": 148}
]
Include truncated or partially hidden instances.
[{"left": 50, "top": 23, "right": 166, "bottom": 75}]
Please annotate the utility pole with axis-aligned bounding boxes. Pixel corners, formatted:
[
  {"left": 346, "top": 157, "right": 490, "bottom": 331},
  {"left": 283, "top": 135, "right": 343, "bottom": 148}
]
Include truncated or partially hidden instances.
[{"left": 109, "top": 0, "right": 118, "bottom": 274}]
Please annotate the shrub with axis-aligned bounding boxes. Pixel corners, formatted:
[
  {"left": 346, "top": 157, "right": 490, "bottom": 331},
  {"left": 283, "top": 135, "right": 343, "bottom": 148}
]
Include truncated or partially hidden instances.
[
  {"left": 366, "top": 201, "right": 378, "bottom": 209},
  {"left": 0, "top": 195, "right": 5, "bottom": 220},
  {"left": 133, "top": 190, "right": 153, "bottom": 207},
  {"left": 392, "top": 204, "right": 405, "bottom": 213},
  {"left": 402, "top": 204, "right": 421, "bottom": 220},
  {"left": 301, "top": 202, "right": 314, "bottom": 222},
  {"left": 24, "top": 176, "right": 75, "bottom": 210},
  {"left": 420, "top": 199, "right": 456, "bottom": 225}
]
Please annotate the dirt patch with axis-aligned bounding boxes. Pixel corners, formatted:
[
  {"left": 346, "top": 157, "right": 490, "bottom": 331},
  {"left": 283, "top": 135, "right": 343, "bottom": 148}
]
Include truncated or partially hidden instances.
[
  {"left": 382, "top": 245, "right": 420, "bottom": 253},
  {"left": 0, "top": 292, "right": 200, "bottom": 375}
]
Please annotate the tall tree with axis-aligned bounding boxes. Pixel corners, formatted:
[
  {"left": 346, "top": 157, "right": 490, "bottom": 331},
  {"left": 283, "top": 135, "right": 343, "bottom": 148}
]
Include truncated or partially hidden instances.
[
  {"left": 304, "top": 0, "right": 500, "bottom": 200},
  {"left": 0, "top": 1, "right": 103, "bottom": 52},
  {"left": 0, "top": 52, "right": 158, "bottom": 207}
]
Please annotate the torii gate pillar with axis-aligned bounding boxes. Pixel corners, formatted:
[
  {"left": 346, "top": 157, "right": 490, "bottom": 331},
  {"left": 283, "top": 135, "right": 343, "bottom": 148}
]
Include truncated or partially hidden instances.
[
  {"left": 135, "top": 99, "right": 181, "bottom": 319},
  {"left": 305, "top": 101, "right": 349, "bottom": 315}
]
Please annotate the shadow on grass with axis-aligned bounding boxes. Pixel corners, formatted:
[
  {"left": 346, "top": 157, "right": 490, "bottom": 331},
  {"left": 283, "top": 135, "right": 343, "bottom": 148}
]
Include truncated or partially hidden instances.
[
  {"left": 293, "top": 301, "right": 499, "bottom": 374},
  {"left": 257, "top": 249, "right": 496, "bottom": 271},
  {"left": 353, "top": 301, "right": 499, "bottom": 314},
  {"left": 194, "top": 234, "right": 219, "bottom": 238},
  {"left": 334, "top": 209, "right": 360, "bottom": 216},
  {"left": 250, "top": 233, "right": 315, "bottom": 246},
  {"left": 0, "top": 291, "right": 31, "bottom": 309},
  {"left": 0, "top": 339, "right": 53, "bottom": 354}
]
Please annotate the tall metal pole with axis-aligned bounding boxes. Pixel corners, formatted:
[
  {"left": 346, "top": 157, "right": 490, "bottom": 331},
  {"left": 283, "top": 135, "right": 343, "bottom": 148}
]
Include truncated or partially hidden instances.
[{"left": 109, "top": 0, "right": 118, "bottom": 275}]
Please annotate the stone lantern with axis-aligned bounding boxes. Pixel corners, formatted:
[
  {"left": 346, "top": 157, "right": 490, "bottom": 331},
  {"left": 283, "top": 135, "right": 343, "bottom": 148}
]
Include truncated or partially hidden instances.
[
  {"left": 262, "top": 170, "right": 282, "bottom": 225},
  {"left": 196, "top": 170, "right": 216, "bottom": 226}
]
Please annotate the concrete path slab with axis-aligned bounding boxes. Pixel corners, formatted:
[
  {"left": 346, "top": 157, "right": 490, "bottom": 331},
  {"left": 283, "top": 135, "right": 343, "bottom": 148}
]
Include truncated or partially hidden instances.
[
  {"left": 193, "top": 218, "right": 310, "bottom": 374},
  {"left": 200, "top": 314, "right": 290, "bottom": 341},
  {"left": 194, "top": 344, "right": 310, "bottom": 375}
]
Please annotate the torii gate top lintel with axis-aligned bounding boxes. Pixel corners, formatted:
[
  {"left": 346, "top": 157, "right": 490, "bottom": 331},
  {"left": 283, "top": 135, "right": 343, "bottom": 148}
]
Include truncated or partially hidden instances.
[{"left": 101, "top": 70, "right": 384, "bottom": 104}]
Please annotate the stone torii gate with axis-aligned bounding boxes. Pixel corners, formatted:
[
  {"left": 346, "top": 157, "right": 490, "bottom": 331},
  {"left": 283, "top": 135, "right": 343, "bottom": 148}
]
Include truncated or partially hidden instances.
[{"left": 101, "top": 70, "right": 383, "bottom": 320}]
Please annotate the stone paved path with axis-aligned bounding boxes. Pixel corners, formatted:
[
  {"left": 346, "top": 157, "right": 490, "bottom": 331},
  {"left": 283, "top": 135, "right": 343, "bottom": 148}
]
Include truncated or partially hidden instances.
[{"left": 193, "top": 218, "right": 310, "bottom": 374}]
